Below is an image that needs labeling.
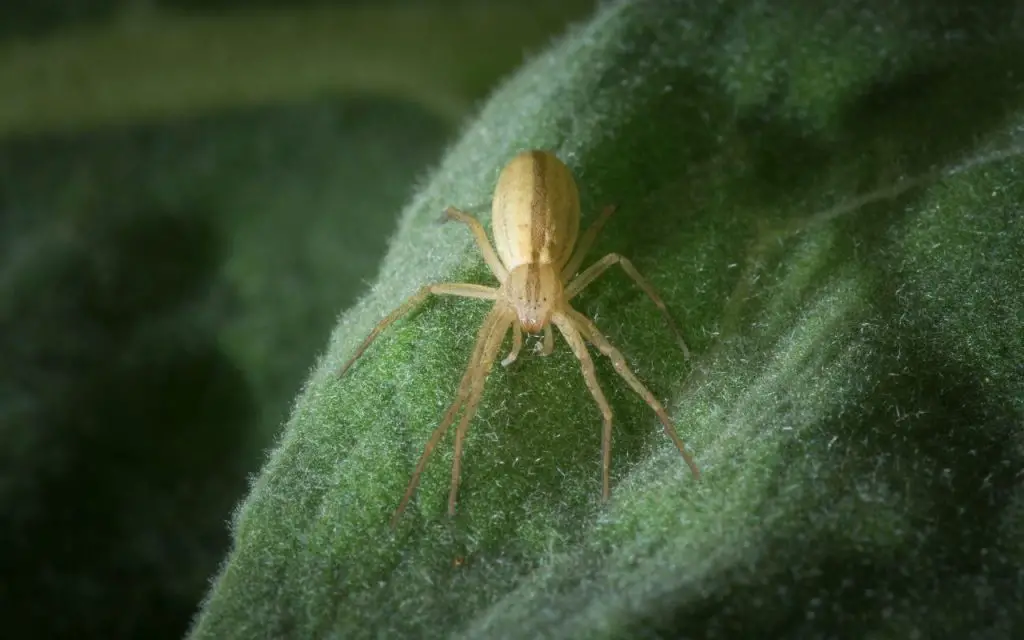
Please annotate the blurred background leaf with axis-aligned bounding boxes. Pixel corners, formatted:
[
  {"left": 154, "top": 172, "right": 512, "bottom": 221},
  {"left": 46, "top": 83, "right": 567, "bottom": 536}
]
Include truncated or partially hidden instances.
[
  {"left": 0, "top": 1, "right": 596, "bottom": 638},
  {"left": 0, "top": 1, "right": 596, "bottom": 136}
]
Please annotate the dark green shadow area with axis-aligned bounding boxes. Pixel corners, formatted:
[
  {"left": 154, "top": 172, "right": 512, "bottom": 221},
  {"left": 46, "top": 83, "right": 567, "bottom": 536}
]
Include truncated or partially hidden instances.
[
  {"left": 0, "top": 210, "right": 253, "bottom": 640},
  {"left": 0, "top": 96, "right": 452, "bottom": 639},
  {"left": 188, "top": 1, "right": 1024, "bottom": 638},
  {"left": 0, "top": 0, "right": 118, "bottom": 39},
  {"left": 0, "top": 0, "right": 519, "bottom": 40}
]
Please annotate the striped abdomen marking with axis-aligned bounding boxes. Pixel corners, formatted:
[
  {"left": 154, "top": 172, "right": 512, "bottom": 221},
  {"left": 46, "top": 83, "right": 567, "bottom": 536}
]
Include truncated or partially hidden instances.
[{"left": 491, "top": 150, "right": 581, "bottom": 271}]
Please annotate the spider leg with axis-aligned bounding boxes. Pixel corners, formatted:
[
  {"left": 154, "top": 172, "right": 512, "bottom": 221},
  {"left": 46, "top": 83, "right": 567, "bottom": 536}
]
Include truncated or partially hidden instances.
[
  {"left": 443, "top": 206, "right": 509, "bottom": 282},
  {"left": 501, "top": 322, "right": 523, "bottom": 367},
  {"left": 552, "top": 313, "right": 615, "bottom": 501},
  {"left": 565, "top": 253, "right": 690, "bottom": 359},
  {"left": 390, "top": 303, "right": 507, "bottom": 527},
  {"left": 565, "top": 308, "right": 700, "bottom": 480},
  {"left": 448, "top": 309, "right": 514, "bottom": 516},
  {"left": 560, "top": 204, "right": 616, "bottom": 281},
  {"left": 530, "top": 325, "right": 555, "bottom": 356},
  {"left": 339, "top": 283, "right": 498, "bottom": 377},
  {"left": 540, "top": 324, "right": 555, "bottom": 356}
]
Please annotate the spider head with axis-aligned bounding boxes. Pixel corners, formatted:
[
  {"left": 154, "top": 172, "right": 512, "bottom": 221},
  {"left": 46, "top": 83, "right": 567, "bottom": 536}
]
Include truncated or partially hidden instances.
[{"left": 505, "top": 263, "right": 563, "bottom": 334}]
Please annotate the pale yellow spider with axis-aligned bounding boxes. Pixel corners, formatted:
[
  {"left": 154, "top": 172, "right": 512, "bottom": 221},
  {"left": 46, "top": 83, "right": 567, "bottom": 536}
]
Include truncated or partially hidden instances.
[{"left": 339, "top": 150, "right": 700, "bottom": 526}]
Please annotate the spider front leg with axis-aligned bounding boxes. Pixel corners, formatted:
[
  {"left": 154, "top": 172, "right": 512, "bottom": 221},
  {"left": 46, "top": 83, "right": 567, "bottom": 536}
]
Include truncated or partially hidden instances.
[
  {"left": 535, "top": 325, "right": 555, "bottom": 356},
  {"left": 502, "top": 323, "right": 523, "bottom": 367},
  {"left": 391, "top": 303, "right": 511, "bottom": 526},
  {"left": 565, "top": 252, "right": 690, "bottom": 360},
  {"left": 448, "top": 308, "right": 514, "bottom": 516},
  {"left": 338, "top": 282, "right": 498, "bottom": 377},
  {"left": 503, "top": 324, "right": 553, "bottom": 365},
  {"left": 552, "top": 313, "right": 615, "bottom": 501},
  {"left": 565, "top": 308, "right": 700, "bottom": 480}
]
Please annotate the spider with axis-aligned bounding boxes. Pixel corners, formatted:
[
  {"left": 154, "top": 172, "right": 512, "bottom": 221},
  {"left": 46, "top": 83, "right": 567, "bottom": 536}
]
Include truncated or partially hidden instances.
[{"left": 338, "top": 150, "right": 700, "bottom": 526}]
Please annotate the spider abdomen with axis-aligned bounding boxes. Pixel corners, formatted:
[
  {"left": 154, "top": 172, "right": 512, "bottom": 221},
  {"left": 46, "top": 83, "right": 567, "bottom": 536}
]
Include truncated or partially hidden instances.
[{"left": 491, "top": 150, "right": 581, "bottom": 271}]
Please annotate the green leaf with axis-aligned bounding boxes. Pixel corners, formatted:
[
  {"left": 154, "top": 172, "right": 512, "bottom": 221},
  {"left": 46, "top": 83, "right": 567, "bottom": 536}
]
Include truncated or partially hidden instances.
[{"left": 190, "top": 0, "right": 1024, "bottom": 637}]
